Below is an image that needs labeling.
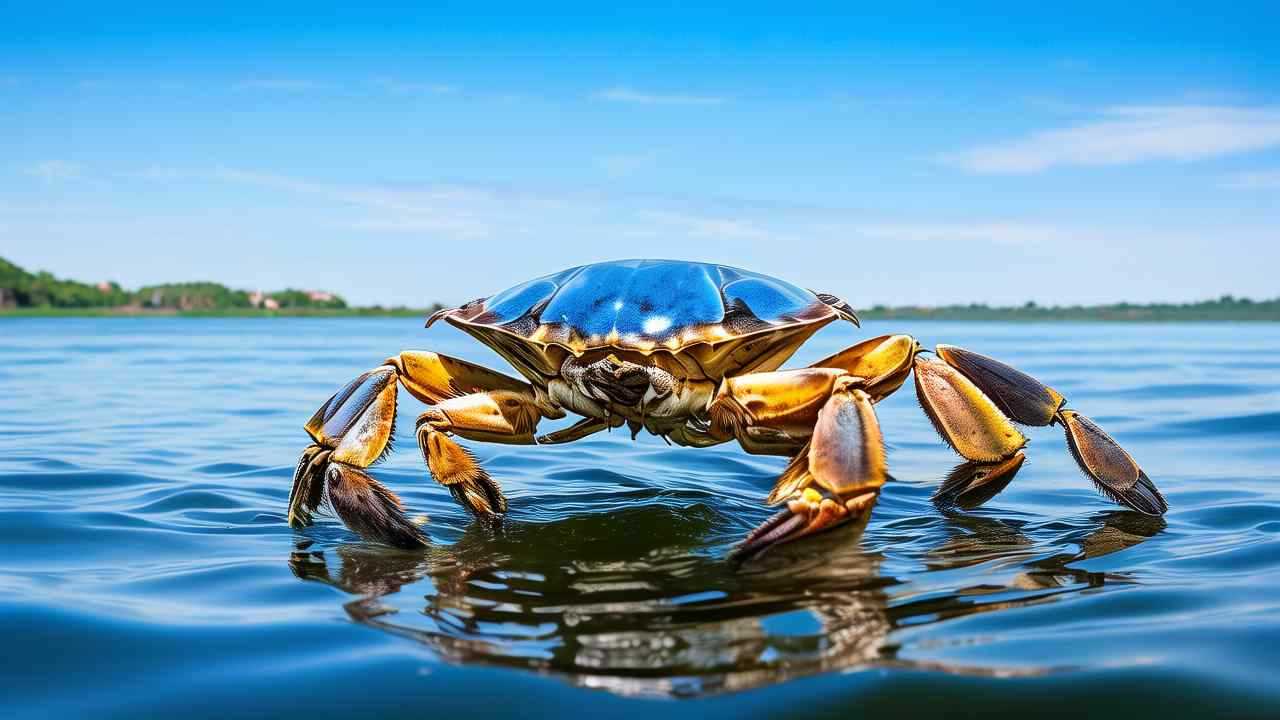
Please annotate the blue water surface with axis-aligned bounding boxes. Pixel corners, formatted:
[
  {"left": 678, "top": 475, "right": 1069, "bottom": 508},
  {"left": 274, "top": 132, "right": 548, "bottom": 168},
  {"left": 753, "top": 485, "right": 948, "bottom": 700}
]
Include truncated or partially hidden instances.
[{"left": 2, "top": 318, "right": 1278, "bottom": 719}]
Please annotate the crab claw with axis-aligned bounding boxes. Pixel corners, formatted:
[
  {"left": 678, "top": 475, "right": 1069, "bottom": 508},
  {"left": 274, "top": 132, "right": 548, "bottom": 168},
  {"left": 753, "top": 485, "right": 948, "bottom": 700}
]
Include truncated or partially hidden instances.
[
  {"left": 732, "top": 488, "right": 878, "bottom": 562},
  {"left": 1061, "top": 411, "right": 1167, "bottom": 516},
  {"left": 935, "top": 344, "right": 1064, "bottom": 426},
  {"left": 291, "top": 366, "right": 428, "bottom": 548},
  {"left": 733, "top": 377, "right": 886, "bottom": 562}
]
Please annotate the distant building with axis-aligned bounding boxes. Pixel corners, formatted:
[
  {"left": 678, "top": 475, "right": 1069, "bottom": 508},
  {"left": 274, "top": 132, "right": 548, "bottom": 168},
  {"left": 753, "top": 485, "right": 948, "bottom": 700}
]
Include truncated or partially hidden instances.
[
  {"left": 306, "top": 290, "right": 335, "bottom": 303},
  {"left": 96, "top": 281, "right": 113, "bottom": 292},
  {"left": 263, "top": 297, "right": 280, "bottom": 310},
  {"left": 248, "top": 291, "right": 265, "bottom": 308}
]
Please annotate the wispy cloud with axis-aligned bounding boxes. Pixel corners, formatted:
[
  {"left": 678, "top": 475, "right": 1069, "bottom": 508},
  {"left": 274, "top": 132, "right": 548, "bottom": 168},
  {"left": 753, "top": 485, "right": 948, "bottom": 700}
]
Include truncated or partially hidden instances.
[
  {"left": 233, "top": 78, "right": 328, "bottom": 92},
  {"left": 642, "top": 210, "right": 773, "bottom": 241},
  {"left": 208, "top": 168, "right": 520, "bottom": 238},
  {"left": 944, "top": 105, "right": 1280, "bottom": 174},
  {"left": 199, "top": 167, "right": 1082, "bottom": 252},
  {"left": 593, "top": 86, "right": 725, "bottom": 106},
  {"left": 1223, "top": 169, "right": 1280, "bottom": 190},
  {"left": 851, "top": 221, "right": 1069, "bottom": 246},
  {"left": 372, "top": 78, "right": 457, "bottom": 95},
  {"left": 127, "top": 166, "right": 189, "bottom": 182},
  {"left": 25, "top": 160, "right": 83, "bottom": 183},
  {"left": 595, "top": 153, "right": 658, "bottom": 178}
]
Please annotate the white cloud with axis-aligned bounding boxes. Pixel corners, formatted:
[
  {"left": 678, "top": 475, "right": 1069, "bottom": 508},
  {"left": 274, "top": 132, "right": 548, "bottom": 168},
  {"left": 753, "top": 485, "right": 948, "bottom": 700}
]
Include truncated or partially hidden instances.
[
  {"left": 25, "top": 160, "right": 83, "bottom": 183},
  {"left": 851, "top": 221, "right": 1070, "bottom": 246},
  {"left": 127, "top": 166, "right": 190, "bottom": 182},
  {"left": 372, "top": 78, "right": 457, "bottom": 95},
  {"left": 202, "top": 168, "right": 1083, "bottom": 253},
  {"left": 1223, "top": 169, "right": 1280, "bottom": 189},
  {"left": 233, "top": 78, "right": 328, "bottom": 92},
  {"left": 595, "top": 153, "right": 658, "bottom": 177},
  {"left": 944, "top": 105, "right": 1280, "bottom": 174},
  {"left": 642, "top": 210, "right": 773, "bottom": 241},
  {"left": 208, "top": 168, "right": 540, "bottom": 239},
  {"left": 593, "top": 86, "right": 725, "bottom": 106}
]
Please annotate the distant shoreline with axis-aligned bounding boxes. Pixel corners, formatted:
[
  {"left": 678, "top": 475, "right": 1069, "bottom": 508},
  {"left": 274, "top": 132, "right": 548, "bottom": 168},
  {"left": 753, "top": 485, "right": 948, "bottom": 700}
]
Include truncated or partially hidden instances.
[
  {"left": 5, "top": 255, "right": 1278, "bottom": 321},
  {"left": 3, "top": 306, "right": 1278, "bottom": 321},
  {"left": 0, "top": 306, "right": 428, "bottom": 318}
]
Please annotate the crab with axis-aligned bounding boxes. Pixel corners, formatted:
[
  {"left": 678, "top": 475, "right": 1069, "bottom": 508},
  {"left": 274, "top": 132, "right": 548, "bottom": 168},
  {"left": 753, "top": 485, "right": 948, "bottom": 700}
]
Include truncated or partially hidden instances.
[{"left": 288, "top": 259, "right": 1167, "bottom": 559}]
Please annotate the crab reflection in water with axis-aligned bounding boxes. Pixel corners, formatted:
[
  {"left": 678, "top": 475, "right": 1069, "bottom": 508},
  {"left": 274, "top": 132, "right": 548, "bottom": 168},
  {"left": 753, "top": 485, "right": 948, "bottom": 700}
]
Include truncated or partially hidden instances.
[{"left": 288, "top": 505, "right": 1165, "bottom": 698}]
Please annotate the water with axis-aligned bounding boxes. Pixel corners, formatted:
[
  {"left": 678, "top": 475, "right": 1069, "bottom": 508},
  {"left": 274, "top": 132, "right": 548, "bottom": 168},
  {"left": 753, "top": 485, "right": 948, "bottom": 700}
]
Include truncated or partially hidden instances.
[{"left": 3, "top": 318, "right": 1279, "bottom": 718}]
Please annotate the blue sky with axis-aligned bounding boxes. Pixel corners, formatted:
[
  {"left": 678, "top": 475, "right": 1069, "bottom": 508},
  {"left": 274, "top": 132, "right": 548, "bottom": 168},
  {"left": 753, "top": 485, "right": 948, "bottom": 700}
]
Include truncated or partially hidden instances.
[{"left": 2, "top": 3, "right": 1278, "bottom": 307}]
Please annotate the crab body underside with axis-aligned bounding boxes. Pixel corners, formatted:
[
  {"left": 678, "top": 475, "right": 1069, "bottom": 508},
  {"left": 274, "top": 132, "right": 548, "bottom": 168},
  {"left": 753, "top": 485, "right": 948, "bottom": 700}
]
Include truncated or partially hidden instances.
[{"left": 289, "top": 260, "right": 1166, "bottom": 559}]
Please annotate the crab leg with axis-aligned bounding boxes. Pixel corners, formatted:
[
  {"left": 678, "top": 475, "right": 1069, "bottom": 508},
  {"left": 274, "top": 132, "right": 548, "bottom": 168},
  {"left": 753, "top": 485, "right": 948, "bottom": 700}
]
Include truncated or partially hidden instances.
[
  {"left": 389, "top": 350, "right": 564, "bottom": 522},
  {"left": 918, "top": 345, "right": 1166, "bottom": 515},
  {"left": 291, "top": 351, "right": 563, "bottom": 546},
  {"left": 290, "top": 366, "right": 428, "bottom": 548},
  {"left": 810, "top": 333, "right": 921, "bottom": 401},
  {"left": 415, "top": 385, "right": 561, "bottom": 521},
  {"left": 724, "top": 375, "right": 888, "bottom": 561}
]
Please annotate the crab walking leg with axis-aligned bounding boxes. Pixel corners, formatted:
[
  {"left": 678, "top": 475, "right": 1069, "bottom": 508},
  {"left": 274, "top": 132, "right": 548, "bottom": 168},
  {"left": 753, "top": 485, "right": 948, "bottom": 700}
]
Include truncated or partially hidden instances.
[
  {"left": 721, "top": 375, "right": 889, "bottom": 561},
  {"left": 916, "top": 345, "right": 1167, "bottom": 515},
  {"left": 416, "top": 388, "right": 562, "bottom": 521},
  {"left": 291, "top": 350, "right": 561, "bottom": 546},
  {"left": 388, "top": 349, "right": 563, "bottom": 521},
  {"left": 290, "top": 366, "right": 428, "bottom": 548}
]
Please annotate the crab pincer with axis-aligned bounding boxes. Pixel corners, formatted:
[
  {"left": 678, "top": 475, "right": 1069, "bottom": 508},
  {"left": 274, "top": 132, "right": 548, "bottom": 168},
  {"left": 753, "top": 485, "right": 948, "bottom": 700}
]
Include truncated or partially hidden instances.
[
  {"left": 289, "top": 366, "right": 428, "bottom": 549},
  {"left": 924, "top": 345, "right": 1166, "bottom": 516},
  {"left": 732, "top": 376, "right": 886, "bottom": 562}
]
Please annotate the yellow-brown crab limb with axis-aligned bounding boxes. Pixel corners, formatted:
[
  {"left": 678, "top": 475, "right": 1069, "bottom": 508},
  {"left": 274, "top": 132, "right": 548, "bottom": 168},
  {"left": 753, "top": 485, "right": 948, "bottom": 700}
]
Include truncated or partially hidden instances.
[
  {"left": 707, "top": 334, "right": 920, "bottom": 459},
  {"left": 290, "top": 366, "right": 427, "bottom": 548},
  {"left": 385, "top": 350, "right": 535, "bottom": 404},
  {"left": 416, "top": 385, "right": 563, "bottom": 522},
  {"left": 811, "top": 333, "right": 921, "bottom": 401},
  {"left": 911, "top": 354, "right": 1032, "bottom": 511},
  {"left": 292, "top": 350, "right": 563, "bottom": 546},
  {"left": 918, "top": 345, "right": 1166, "bottom": 516},
  {"left": 731, "top": 375, "right": 888, "bottom": 560},
  {"left": 708, "top": 367, "right": 851, "bottom": 448}
]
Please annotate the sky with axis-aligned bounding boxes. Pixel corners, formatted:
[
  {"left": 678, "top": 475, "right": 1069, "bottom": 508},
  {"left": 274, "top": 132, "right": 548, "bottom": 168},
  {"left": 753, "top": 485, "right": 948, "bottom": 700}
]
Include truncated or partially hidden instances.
[{"left": 2, "top": 2, "right": 1278, "bottom": 307}]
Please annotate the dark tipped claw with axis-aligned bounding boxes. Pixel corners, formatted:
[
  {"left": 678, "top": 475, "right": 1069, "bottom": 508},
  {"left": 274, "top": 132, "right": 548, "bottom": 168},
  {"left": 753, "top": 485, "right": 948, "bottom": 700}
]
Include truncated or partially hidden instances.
[
  {"left": 1123, "top": 470, "right": 1168, "bottom": 517},
  {"left": 1062, "top": 411, "right": 1167, "bottom": 516},
  {"left": 289, "top": 445, "right": 331, "bottom": 528},
  {"left": 448, "top": 470, "right": 509, "bottom": 523},
  {"left": 731, "top": 488, "right": 876, "bottom": 564},
  {"left": 732, "top": 507, "right": 810, "bottom": 562}
]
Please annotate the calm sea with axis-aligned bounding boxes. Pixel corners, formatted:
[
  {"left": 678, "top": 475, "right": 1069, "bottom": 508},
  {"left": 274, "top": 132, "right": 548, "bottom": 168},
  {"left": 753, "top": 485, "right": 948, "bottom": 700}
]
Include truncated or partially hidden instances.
[{"left": 2, "top": 318, "right": 1278, "bottom": 719}]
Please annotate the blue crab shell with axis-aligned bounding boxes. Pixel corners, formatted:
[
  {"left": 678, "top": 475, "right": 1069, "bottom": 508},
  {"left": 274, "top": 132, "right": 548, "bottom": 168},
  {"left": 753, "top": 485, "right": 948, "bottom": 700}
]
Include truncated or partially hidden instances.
[{"left": 430, "top": 259, "right": 857, "bottom": 356}]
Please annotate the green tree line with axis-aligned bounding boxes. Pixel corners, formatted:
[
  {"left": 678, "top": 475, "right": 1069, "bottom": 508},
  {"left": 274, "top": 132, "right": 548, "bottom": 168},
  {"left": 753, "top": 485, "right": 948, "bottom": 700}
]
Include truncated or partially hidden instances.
[{"left": 1, "top": 257, "right": 346, "bottom": 310}]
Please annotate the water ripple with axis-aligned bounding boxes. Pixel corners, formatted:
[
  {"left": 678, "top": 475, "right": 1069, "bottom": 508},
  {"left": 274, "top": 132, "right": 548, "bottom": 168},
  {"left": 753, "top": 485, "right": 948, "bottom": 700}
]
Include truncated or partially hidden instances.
[{"left": 2, "top": 319, "right": 1279, "bottom": 718}]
